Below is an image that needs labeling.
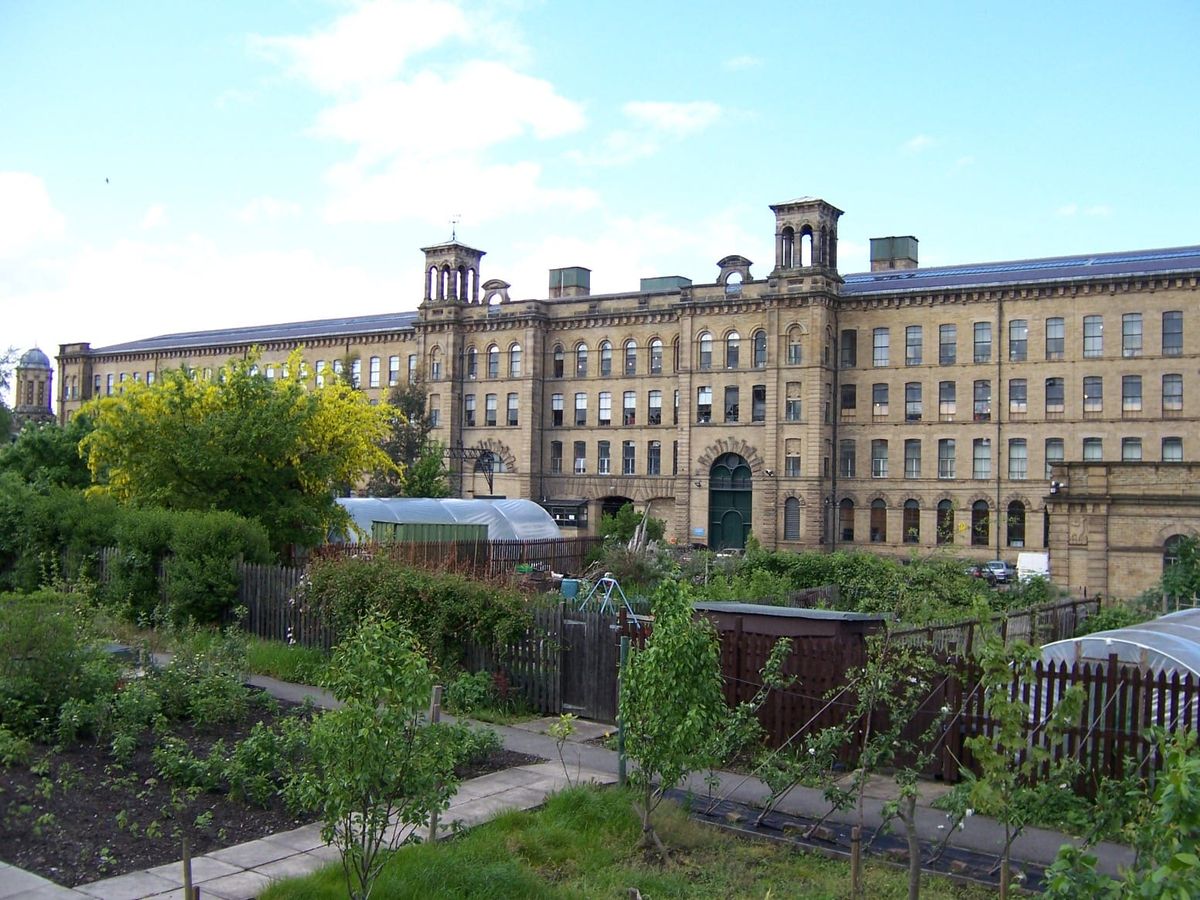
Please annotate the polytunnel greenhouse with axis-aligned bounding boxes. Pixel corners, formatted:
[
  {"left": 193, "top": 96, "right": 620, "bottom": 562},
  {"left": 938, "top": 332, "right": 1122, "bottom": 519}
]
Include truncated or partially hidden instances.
[
  {"left": 333, "top": 497, "right": 562, "bottom": 543},
  {"left": 1040, "top": 607, "right": 1200, "bottom": 678}
]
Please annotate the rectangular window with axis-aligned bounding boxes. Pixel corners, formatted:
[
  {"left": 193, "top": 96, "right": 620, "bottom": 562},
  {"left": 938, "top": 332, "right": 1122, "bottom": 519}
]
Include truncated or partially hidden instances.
[
  {"left": 1083, "top": 437, "right": 1102, "bottom": 461},
  {"left": 623, "top": 390, "right": 636, "bottom": 426},
  {"left": 597, "top": 441, "right": 611, "bottom": 475},
  {"left": 624, "top": 343, "right": 637, "bottom": 376},
  {"left": 1045, "top": 438, "right": 1064, "bottom": 479},
  {"left": 551, "top": 393, "right": 564, "bottom": 427},
  {"left": 1122, "top": 375, "right": 1142, "bottom": 413},
  {"left": 1163, "top": 437, "right": 1183, "bottom": 462},
  {"left": 788, "top": 332, "right": 803, "bottom": 365},
  {"left": 1122, "top": 313, "right": 1143, "bottom": 358},
  {"left": 506, "top": 393, "right": 519, "bottom": 426},
  {"left": 485, "top": 393, "right": 497, "bottom": 426},
  {"left": 1045, "top": 317, "right": 1065, "bottom": 359},
  {"left": 622, "top": 440, "right": 636, "bottom": 475},
  {"left": 1163, "top": 374, "right": 1183, "bottom": 413},
  {"left": 573, "top": 441, "right": 587, "bottom": 474},
  {"left": 673, "top": 440, "right": 679, "bottom": 475},
  {"left": 905, "top": 325, "right": 923, "bottom": 365},
  {"left": 650, "top": 342, "right": 663, "bottom": 374},
  {"left": 315, "top": 360, "right": 326, "bottom": 388},
  {"left": 1008, "top": 438, "right": 1027, "bottom": 480},
  {"left": 1083, "top": 315, "right": 1103, "bottom": 357},
  {"left": 1083, "top": 376, "right": 1103, "bottom": 413},
  {"left": 938, "top": 439, "right": 956, "bottom": 479},
  {"left": 871, "top": 439, "right": 889, "bottom": 478},
  {"left": 1009, "top": 319, "right": 1028, "bottom": 361},
  {"left": 351, "top": 359, "right": 362, "bottom": 387},
  {"left": 939, "top": 381, "right": 956, "bottom": 418},
  {"left": 840, "top": 329, "right": 857, "bottom": 368},
  {"left": 598, "top": 391, "right": 612, "bottom": 426},
  {"left": 787, "top": 383, "right": 804, "bottom": 421},
  {"left": 939, "top": 324, "right": 957, "bottom": 365},
  {"left": 785, "top": 440, "right": 801, "bottom": 477},
  {"left": 905, "top": 382, "right": 922, "bottom": 421},
  {"left": 872, "top": 382, "right": 889, "bottom": 417},
  {"left": 550, "top": 441, "right": 562, "bottom": 474},
  {"left": 408, "top": 354, "right": 417, "bottom": 382},
  {"left": 649, "top": 390, "right": 663, "bottom": 425},
  {"left": 752, "top": 385, "right": 766, "bottom": 422},
  {"left": 647, "top": 441, "right": 661, "bottom": 475},
  {"left": 973, "top": 379, "right": 991, "bottom": 421},
  {"left": 904, "top": 439, "right": 921, "bottom": 478},
  {"left": 724, "top": 385, "right": 739, "bottom": 423},
  {"left": 388, "top": 355, "right": 400, "bottom": 386},
  {"left": 973, "top": 438, "right": 991, "bottom": 479},
  {"left": 464, "top": 394, "right": 476, "bottom": 427},
  {"left": 839, "top": 383, "right": 856, "bottom": 414},
  {"left": 872, "top": 328, "right": 889, "bottom": 366},
  {"left": 93, "top": 374, "right": 101, "bottom": 396},
  {"left": 1045, "top": 377, "right": 1065, "bottom": 414},
  {"left": 973, "top": 322, "right": 992, "bottom": 363},
  {"left": 673, "top": 389, "right": 680, "bottom": 425},
  {"left": 106, "top": 374, "right": 114, "bottom": 396},
  {"left": 429, "top": 395, "right": 440, "bottom": 428},
  {"left": 574, "top": 392, "right": 587, "bottom": 426},
  {"left": 1122, "top": 437, "right": 1142, "bottom": 462},
  {"left": 1163, "top": 311, "right": 1183, "bottom": 356},
  {"left": 697, "top": 386, "right": 712, "bottom": 423},
  {"left": 1009, "top": 378, "right": 1027, "bottom": 414},
  {"left": 369, "top": 356, "right": 381, "bottom": 388},
  {"left": 840, "top": 439, "right": 856, "bottom": 477}
]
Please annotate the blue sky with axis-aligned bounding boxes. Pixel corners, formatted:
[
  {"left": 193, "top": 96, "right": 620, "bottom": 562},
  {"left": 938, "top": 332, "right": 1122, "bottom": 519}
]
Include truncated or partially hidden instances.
[{"left": 3, "top": 0, "right": 1199, "bottom": 400}]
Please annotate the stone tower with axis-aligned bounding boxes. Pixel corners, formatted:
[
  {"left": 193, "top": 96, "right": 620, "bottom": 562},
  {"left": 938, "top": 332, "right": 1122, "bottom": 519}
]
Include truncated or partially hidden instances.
[
  {"left": 12, "top": 347, "right": 55, "bottom": 432},
  {"left": 770, "top": 197, "right": 844, "bottom": 273}
]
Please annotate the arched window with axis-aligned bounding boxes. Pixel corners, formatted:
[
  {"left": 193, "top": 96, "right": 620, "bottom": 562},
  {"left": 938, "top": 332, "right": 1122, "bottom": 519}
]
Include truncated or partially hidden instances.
[
  {"left": 787, "top": 328, "right": 803, "bottom": 365},
  {"left": 800, "top": 225, "right": 814, "bottom": 266},
  {"left": 698, "top": 332, "right": 713, "bottom": 370},
  {"left": 600, "top": 341, "right": 613, "bottom": 376},
  {"left": 624, "top": 340, "right": 637, "bottom": 375},
  {"left": 903, "top": 500, "right": 920, "bottom": 543},
  {"left": 971, "top": 501, "right": 990, "bottom": 547},
  {"left": 937, "top": 500, "right": 954, "bottom": 544},
  {"left": 509, "top": 343, "right": 522, "bottom": 378},
  {"left": 753, "top": 330, "right": 767, "bottom": 368},
  {"left": 1164, "top": 534, "right": 1189, "bottom": 571},
  {"left": 575, "top": 343, "right": 588, "bottom": 377},
  {"left": 672, "top": 336, "right": 680, "bottom": 372},
  {"left": 552, "top": 344, "right": 564, "bottom": 378},
  {"left": 839, "top": 498, "right": 855, "bottom": 542},
  {"left": 870, "top": 499, "right": 887, "bottom": 543},
  {"left": 649, "top": 338, "right": 663, "bottom": 374},
  {"left": 429, "top": 348, "right": 442, "bottom": 381},
  {"left": 726, "top": 331, "right": 740, "bottom": 369},
  {"left": 1007, "top": 501, "right": 1026, "bottom": 547},
  {"left": 781, "top": 225, "right": 795, "bottom": 268},
  {"left": 784, "top": 497, "right": 801, "bottom": 540},
  {"left": 427, "top": 266, "right": 438, "bottom": 300},
  {"left": 487, "top": 344, "right": 500, "bottom": 378},
  {"left": 465, "top": 346, "right": 478, "bottom": 379}
]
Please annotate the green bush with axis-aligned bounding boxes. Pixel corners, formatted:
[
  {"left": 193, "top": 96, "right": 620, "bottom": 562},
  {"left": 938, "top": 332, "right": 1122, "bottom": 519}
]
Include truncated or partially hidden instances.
[
  {"left": 302, "top": 556, "right": 532, "bottom": 668},
  {"left": 105, "top": 507, "right": 177, "bottom": 620},
  {"left": 1074, "top": 602, "right": 1146, "bottom": 637},
  {"left": 164, "top": 510, "right": 272, "bottom": 625},
  {"left": 444, "top": 670, "right": 496, "bottom": 716},
  {"left": 0, "top": 592, "right": 119, "bottom": 738}
]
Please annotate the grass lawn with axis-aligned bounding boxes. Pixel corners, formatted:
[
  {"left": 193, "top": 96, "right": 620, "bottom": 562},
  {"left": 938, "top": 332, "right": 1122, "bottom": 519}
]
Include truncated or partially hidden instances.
[
  {"left": 261, "top": 786, "right": 994, "bottom": 899},
  {"left": 243, "top": 635, "right": 329, "bottom": 685}
]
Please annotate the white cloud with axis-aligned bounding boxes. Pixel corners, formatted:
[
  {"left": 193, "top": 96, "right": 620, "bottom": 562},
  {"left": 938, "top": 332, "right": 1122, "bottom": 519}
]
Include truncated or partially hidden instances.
[
  {"left": 952, "top": 155, "right": 975, "bottom": 172},
  {"left": 568, "top": 100, "right": 722, "bottom": 167},
  {"left": 237, "top": 196, "right": 303, "bottom": 223},
  {"left": 901, "top": 134, "right": 936, "bottom": 153},
  {"left": 0, "top": 172, "right": 66, "bottom": 259},
  {"left": 141, "top": 204, "right": 169, "bottom": 230},
  {"left": 1056, "top": 203, "right": 1079, "bottom": 217},
  {"left": 251, "top": 0, "right": 470, "bottom": 93},
  {"left": 1057, "top": 202, "right": 1112, "bottom": 218},
  {"left": 1084, "top": 204, "right": 1113, "bottom": 217},
  {"left": 723, "top": 55, "right": 762, "bottom": 71}
]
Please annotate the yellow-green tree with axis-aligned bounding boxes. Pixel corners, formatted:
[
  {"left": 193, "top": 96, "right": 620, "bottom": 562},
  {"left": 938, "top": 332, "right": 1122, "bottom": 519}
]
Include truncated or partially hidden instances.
[{"left": 80, "top": 350, "right": 395, "bottom": 554}]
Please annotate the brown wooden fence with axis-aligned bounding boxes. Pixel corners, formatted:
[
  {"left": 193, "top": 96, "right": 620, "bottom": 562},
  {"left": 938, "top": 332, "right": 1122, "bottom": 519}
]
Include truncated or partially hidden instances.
[
  {"left": 311, "top": 536, "right": 602, "bottom": 579},
  {"left": 463, "top": 605, "right": 564, "bottom": 715},
  {"left": 889, "top": 596, "right": 1098, "bottom": 653}
]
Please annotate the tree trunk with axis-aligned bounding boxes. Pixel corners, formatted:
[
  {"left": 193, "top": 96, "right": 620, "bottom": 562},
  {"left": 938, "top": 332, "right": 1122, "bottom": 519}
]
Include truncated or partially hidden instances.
[{"left": 902, "top": 795, "right": 921, "bottom": 900}]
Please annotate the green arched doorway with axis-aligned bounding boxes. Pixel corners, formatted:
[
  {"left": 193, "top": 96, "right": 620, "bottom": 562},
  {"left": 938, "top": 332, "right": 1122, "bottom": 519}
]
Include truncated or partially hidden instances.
[{"left": 709, "top": 452, "right": 752, "bottom": 550}]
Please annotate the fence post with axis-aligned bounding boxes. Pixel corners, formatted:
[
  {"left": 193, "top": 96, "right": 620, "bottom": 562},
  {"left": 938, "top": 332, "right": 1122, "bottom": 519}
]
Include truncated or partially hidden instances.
[
  {"left": 427, "top": 684, "right": 443, "bottom": 842},
  {"left": 618, "top": 635, "right": 629, "bottom": 787},
  {"left": 943, "top": 642, "right": 962, "bottom": 784},
  {"left": 1105, "top": 654, "right": 1119, "bottom": 783}
]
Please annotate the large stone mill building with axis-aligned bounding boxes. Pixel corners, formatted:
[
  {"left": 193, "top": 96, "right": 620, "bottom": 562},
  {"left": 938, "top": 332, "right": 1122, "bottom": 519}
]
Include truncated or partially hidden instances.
[{"left": 54, "top": 197, "right": 1200, "bottom": 598}]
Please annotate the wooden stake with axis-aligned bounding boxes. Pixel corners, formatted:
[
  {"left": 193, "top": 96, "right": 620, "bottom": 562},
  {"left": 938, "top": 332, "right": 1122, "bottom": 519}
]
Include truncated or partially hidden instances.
[
  {"left": 850, "top": 825, "right": 862, "bottom": 897},
  {"left": 427, "top": 684, "right": 443, "bottom": 843}
]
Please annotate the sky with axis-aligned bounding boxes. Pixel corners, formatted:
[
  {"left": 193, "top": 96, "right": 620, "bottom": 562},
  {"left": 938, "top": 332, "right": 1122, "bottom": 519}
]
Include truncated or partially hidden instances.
[{"left": 3, "top": 0, "right": 1200, "bottom": 402}]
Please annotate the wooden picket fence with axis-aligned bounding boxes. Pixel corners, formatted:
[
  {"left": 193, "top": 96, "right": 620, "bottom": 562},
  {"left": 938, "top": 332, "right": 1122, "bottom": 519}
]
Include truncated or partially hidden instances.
[
  {"left": 311, "top": 537, "right": 601, "bottom": 579},
  {"left": 889, "top": 596, "right": 1098, "bottom": 653},
  {"left": 463, "top": 604, "right": 564, "bottom": 714}
]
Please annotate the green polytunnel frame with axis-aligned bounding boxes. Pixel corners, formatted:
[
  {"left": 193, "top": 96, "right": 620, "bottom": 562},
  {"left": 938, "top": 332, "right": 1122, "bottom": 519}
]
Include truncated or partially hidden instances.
[{"left": 333, "top": 498, "right": 563, "bottom": 544}]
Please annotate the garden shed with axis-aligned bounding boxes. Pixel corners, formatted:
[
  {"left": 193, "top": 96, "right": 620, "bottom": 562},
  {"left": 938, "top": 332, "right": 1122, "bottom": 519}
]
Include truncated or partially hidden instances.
[
  {"left": 333, "top": 497, "right": 562, "bottom": 544},
  {"left": 1039, "top": 608, "right": 1200, "bottom": 678}
]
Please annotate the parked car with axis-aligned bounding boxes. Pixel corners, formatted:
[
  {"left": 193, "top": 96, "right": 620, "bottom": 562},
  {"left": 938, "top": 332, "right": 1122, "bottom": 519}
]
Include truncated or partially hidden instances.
[
  {"left": 965, "top": 563, "right": 997, "bottom": 585},
  {"left": 985, "top": 559, "right": 1016, "bottom": 584}
]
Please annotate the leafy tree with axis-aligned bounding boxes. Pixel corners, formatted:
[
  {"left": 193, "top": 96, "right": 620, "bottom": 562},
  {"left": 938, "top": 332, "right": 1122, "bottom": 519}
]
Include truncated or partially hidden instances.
[
  {"left": 0, "top": 345, "right": 16, "bottom": 440},
  {"left": 78, "top": 351, "right": 395, "bottom": 554},
  {"left": 599, "top": 502, "right": 665, "bottom": 544},
  {"left": 286, "top": 615, "right": 461, "bottom": 900},
  {"left": 366, "top": 380, "right": 447, "bottom": 497},
  {"left": 620, "top": 577, "right": 724, "bottom": 858},
  {"left": 0, "top": 414, "right": 93, "bottom": 489},
  {"left": 1162, "top": 536, "right": 1200, "bottom": 602}
]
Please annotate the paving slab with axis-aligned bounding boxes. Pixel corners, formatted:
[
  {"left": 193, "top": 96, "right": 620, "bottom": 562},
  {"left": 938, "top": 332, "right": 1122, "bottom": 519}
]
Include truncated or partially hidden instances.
[
  {"left": 190, "top": 870, "right": 273, "bottom": 900},
  {"left": 144, "top": 857, "right": 241, "bottom": 888},
  {"left": 250, "top": 852, "right": 329, "bottom": 884},
  {"left": 5, "top": 886, "right": 88, "bottom": 900},
  {"left": 261, "top": 823, "right": 327, "bottom": 854},
  {"left": 74, "top": 870, "right": 179, "bottom": 900},
  {"left": 206, "top": 838, "right": 296, "bottom": 870},
  {"left": 0, "top": 866, "right": 67, "bottom": 900}
]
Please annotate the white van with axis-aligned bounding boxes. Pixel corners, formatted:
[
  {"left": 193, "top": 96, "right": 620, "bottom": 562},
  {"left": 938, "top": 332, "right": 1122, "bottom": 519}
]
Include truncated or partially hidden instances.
[{"left": 1017, "top": 551, "right": 1050, "bottom": 583}]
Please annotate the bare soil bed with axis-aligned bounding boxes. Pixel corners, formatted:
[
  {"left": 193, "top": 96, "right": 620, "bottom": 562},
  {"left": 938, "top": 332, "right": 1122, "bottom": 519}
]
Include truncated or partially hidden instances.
[{"left": 0, "top": 696, "right": 540, "bottom": 888}]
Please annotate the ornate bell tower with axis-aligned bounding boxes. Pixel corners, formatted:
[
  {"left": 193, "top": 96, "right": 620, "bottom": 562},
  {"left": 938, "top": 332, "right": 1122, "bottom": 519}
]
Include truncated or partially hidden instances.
[
  {"left": 13, "top": 347, "right": 54, "bottom": 432},
  {"left": 770, "top": 197, "right": 844, "bottom": 274},
  {"left": 421, "top": 242, "right": 486, "bottom": 306}
]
